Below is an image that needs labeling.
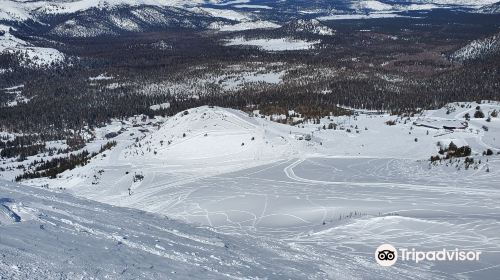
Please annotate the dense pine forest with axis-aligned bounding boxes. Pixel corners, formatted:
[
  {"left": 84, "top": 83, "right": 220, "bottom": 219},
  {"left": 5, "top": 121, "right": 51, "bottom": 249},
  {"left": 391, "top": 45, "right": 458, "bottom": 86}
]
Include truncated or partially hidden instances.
[{"left": 1, "top": 10, "right": 499, "bottom": 135}]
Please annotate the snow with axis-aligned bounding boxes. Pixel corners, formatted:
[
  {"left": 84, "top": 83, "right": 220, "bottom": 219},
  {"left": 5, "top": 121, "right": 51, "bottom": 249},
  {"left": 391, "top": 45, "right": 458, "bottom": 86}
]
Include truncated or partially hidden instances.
[
  {"left": 429, "top": 0, "right": 499, "bottom": 6},
  {"left": 352, "top": 1, "right": 393, "bottom": 11},
  {"left": 210, "top": 20, "right": 280, "bottom": 32},
  {"left": 225, "top": 37, "right": 320, "bottom": 51},
  {"left": 349, "top": 0, "right": 499, "bottom": 11},
  {"left": 0, "top": 0, "right": 208, "bottom": 23},
  {"left": 217, "top": 70, "right": 285, "bottom": 89},
  {"left": 0, "top": 198, "right": 38, "bottom": 225},
  {"left": 190, "top": 7, "right": 250, "bottom": 21},
  {"left": 89, "top": 73, "right": 114, "bottom": 81},
  {"left": 348, "top": 1, "right": 447, "bottom": 13},
  {"left": 451, "top": 32, "right": 500, "bottom": 62},
  {"left": 318, "top": 13, "right": 407, "bottom": 21},
  {"left": 233, "top": 4, "right": 272, "bottom": 9},
  {"left": 1, "top": 84, "right": 31, "bottom": 107},
  {"left": 0, "top": 181, "right": 328, "bottom": 279},
  {"left": 109, "top": 14, "right": 141, "bottom": 31},
  {"left": 51, "top": 19, "right": 115, "bottom": 38},
  {"left": 0, "top": 1, "right": 31, "bottom": 21},
  {"left": 150, "top": 102, "right": 171, "bottom": 111},
  {"left": 130, "top": 7, "right": 170, "bottom": 24},
  {"left": 211, "top": 0, "right": 250, "bottom": 5},
  {"left": 0, "top": 0, "right": 496, "bottom": 25},
  {"left": 2, "top": 102, "right": 500, "bottom": 278},
  {"left": 403, "top": 3, "right": 439, "bottom": 10},
  {"left": 0, "top": 25, "right": 65, "bottom": 67},
  {"left": 351, "top": 1, "right": 439, "bottom": 12},
  {"left": 288, "top": 19, "right": 336, "bottom": 36}
]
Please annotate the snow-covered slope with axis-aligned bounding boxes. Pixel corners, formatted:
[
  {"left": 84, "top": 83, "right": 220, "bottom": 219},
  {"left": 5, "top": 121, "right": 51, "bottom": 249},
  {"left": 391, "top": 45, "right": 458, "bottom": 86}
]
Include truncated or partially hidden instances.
[
  {"left": 49, "top": 6, "right": 214, "bottom": 37},
  {"left": 450, "top": 32, "right": 500, "bottom": 62},
  {"left": 3, "top": 102, "right": 499, "bottom": 279},
  {"left": 476, "top": 1, "right": 500, "bottom": 13},
  {"left": 0, "top": 180, "right": 329, "bottom": 279},
  {"left": 209, "top": 20, "right": 280, "bottom": 32},
  {"left": 0, "top": 3, "right": 223, "bottom": 63},
  {"left": 349, "top": 0, "right": 499, "bottom": 13},
  {"left": 351, "top": 0, "right": 393, "bottom": 11},
  {"left": 383, "top": 0, "right": 499, "bottom": 6},
  {"left": 2, "top": 102, "right": 500, "bottom": 278},
  {"left": 0, "top": 0, "right": 204, "bottom": 22},
  {"left": 0, "top": 24, "right": 65, "bottom": 67}
]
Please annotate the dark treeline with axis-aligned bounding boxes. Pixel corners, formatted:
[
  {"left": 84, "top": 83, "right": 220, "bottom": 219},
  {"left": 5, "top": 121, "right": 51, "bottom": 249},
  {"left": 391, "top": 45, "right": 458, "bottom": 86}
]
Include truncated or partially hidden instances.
[
  {"left": 1, "top": 54, "right": 498, "bottom": 134},
  {"left": 14, "top": 140, "right": 117, "bottom": 181},
  {"left": 15, "top": 150, "right": 92, "bottom": 181}
]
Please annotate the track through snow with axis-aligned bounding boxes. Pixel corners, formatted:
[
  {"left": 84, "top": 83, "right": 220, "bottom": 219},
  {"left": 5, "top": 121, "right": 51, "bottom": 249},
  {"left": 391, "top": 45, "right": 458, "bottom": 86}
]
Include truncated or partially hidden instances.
[
  {"left": 0, "top": 181, "right": 330, "bottom": 279},
  {"left": 3, "top": 102, "right": 500, "bottom": 279}
]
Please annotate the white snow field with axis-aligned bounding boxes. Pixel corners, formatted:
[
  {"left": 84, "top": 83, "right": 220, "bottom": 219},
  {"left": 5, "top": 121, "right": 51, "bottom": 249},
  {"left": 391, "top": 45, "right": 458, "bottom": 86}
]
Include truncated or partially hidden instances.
[
  {"left": 0, "top": 181, "right": 329, "bottom": 279},
  {"left": 2, "top": 101, "right": 500, "bottom": 278},
  {"left": 0, "top": 25, "right": 65, "bottom": 67},
  {"left": 209, "top": 20, "right": 281, "bottom": 32},
  {"left": 225, "top": 37, "right": 320, "bottom": 51}
]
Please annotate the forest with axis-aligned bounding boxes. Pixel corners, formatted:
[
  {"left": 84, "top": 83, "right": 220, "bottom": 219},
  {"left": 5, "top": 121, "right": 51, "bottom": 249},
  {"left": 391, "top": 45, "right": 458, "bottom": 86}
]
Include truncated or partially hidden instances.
[{"left": 1, "top": 10, "right": 499, "bottom": 139}]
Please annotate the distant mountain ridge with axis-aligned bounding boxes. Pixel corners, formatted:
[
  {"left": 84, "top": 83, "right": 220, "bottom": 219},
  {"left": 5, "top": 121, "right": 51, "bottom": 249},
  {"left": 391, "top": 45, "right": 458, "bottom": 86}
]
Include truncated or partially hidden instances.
[
  {"left": 1, "top": 0, "right": 499, "bottom": 24},
  {"left": 476, "top": 1, "right": 500, "bottom": 13}
]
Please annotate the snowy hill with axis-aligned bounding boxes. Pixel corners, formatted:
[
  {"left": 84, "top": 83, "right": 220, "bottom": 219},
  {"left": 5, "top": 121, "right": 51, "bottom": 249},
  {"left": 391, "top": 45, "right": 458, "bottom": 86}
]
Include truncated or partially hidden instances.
[
  {"left": 3, "top": 102, "right": 500, "bottom": 279},
  {"left": 450, "top": 32, "right": 500, "bottom": 62},
  {"left": 0, "top": 1, "right": 224, "bottom": 65},
  {"left": 49, "top": 5, "right": 218, "bottom": 37},
  {"left": 31, "top": 106, "right": 318, "bottom": 202},
  {"left": 476, "top": 1, "right": 500, "bottom": 13},
  {"left": 349, "top": 0, "right": 500, "bottom": 12},
  {"left": 351, "top": 0, "right": 394, "bottom": 11},
  {"left": 0, "top": 24, "right": 65, "bottom": 67},
  {"left": 382, "top": 0, "right": 499, "bottom": 6},
  {"left": 0, "top": 0, "right": 203, "bottom": 22},
  {"left": 0, "top": 180, "right": 329, "bottom": 279}
]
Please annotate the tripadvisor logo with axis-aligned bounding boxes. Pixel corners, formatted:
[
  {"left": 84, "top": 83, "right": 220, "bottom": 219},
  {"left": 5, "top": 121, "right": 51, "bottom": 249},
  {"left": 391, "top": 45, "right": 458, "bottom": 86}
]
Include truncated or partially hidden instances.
[
  {"left": 375, "top": 244, "right": 482, "bottom": 267},
  {"left": 375, "top": 244, "right": 397, "bottom": 267}
]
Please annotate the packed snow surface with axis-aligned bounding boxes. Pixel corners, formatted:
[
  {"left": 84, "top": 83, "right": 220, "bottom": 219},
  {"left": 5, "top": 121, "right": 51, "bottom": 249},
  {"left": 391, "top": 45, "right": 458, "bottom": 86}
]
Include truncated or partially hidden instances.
[{"left": 0, "top": 180, "right": 328, "bottom": 279}]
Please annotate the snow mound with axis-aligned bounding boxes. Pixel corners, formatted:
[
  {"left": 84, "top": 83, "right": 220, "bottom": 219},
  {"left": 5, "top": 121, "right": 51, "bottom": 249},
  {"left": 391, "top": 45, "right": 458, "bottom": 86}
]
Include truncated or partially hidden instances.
[
  {"left": 125, "top": 106, "right": 298, "bottom": 164},
  {"left": 0, "top": 198, "right": 38, "bottom": 225}
]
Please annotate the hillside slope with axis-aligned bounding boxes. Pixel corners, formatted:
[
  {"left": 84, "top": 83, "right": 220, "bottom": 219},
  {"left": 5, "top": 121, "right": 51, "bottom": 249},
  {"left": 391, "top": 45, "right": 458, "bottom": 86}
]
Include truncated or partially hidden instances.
[
  {"left": 451, "top": 31, "right": 500, "bottom": 62},
  {"left": 0, "top": 179, "right": 328, "bottom": 279}
]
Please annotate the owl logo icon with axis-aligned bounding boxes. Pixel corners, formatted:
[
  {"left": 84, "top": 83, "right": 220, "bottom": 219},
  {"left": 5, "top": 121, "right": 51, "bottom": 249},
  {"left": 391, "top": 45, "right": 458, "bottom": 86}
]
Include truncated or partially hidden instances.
[{"left": 375, "top": 244, "right": 397, "bottom": 267}]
